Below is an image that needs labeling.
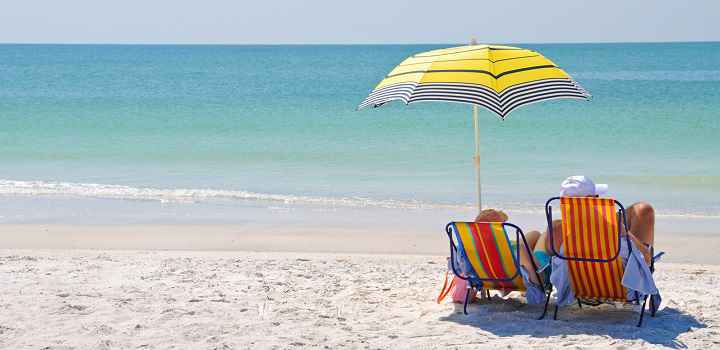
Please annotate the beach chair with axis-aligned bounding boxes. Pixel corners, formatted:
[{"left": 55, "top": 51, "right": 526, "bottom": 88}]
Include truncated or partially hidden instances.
[
  {"left": 543, "top": 196, "right": 659, "bottom": 327},
  {"left": 445, "top": 221, "right": 550, "bottom": 317}
]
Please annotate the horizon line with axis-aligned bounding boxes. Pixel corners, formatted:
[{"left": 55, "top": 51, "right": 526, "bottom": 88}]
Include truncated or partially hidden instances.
[{"left": 0, "top": 40, "right": 719, "bottom": 46}]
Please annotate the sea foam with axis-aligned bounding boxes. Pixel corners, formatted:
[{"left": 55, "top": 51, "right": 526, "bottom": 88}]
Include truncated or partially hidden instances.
[
  {"left": 0, "top": 179, "right": 463, "bottom": 210},
  {"left": 1, "top": 179, "right": 718, "bottom": 219}
]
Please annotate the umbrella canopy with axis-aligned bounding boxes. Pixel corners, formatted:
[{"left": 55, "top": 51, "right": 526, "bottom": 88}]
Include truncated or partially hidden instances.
[
  {"left": 358, "top": 44, "right": 590, "bottom": 119},
  {"left": 358, "top": 44, "right": 590, "bottom": 212}
]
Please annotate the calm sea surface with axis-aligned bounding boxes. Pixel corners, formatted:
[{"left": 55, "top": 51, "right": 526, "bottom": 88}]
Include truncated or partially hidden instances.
[{"left": 0, "top": 43, "right": 719, "bottom": 223}]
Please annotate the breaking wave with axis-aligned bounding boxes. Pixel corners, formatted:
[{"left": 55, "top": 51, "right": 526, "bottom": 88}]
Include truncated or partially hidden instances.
[
  {"left": 0, "top": 179, "right": 468, "bottom": 210},
  {"left": 1, "top": 179, "right": 718, "bottom": 219}
]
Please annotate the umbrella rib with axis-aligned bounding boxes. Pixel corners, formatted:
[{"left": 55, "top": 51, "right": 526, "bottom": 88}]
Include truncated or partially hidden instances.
[{"left": 385, "top": 65, "right": 557, "bottom": 80}]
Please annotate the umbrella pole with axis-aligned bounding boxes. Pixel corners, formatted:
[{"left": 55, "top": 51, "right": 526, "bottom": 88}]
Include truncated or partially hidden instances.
[
  {"left": 473, "top": 105, "right": 482, "bottom": 213},
  {"left": 469, "top": 37, "right": 482, "bottom": 214}
]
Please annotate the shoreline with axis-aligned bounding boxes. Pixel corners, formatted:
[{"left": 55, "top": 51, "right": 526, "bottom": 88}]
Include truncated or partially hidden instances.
[{"left": 1, "top": 224, "right": 718, "bottom": 265}]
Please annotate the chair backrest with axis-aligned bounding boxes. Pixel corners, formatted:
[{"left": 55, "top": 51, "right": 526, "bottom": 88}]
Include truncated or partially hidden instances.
[
  {"left": 446, "top": 222, "right": 525, "bottom": 291},
  {"left": 556, "top": 197, "right": 627, "bottom": 301}
]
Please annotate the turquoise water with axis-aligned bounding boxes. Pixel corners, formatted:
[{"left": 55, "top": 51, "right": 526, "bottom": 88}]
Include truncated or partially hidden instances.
[{"left": 1, "top": 43, "right": 719, "bottom": 221}]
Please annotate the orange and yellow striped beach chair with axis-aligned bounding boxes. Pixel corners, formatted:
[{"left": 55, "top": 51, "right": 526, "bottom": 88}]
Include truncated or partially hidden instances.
[
  {"left": 445, "top": 221, "right": 548, "bottom": 316},
  {"left": 544, "top": 196, "right": 657, "bottom": 326}
]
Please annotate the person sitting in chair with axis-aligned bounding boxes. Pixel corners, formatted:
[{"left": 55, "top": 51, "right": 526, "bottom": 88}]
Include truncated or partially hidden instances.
[
  {"left": 542, "top": 176, "right": 660, "bottom": 308},
  {"left": 474, "top": 176, "right": 658, "bottom": 300},
  {"left": 473, "top": 208, "right": 548, "bottom": 303},
  {"left": 474, "top": 208, "right": 551, "bottom": 289}
]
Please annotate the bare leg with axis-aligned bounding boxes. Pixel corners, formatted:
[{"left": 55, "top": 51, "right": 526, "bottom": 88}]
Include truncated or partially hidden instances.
[
  {"left": 539, "top": 219, "right": 564, "bottom": 256},
  {"left": 521, "top": 222, "right": 563, "bottom": 286},
  {"left": 625, "top": 202, "right": 655, "bottom": 263},
  {"left": 519, "top": 230, "right": 541, "bottom": 285}
]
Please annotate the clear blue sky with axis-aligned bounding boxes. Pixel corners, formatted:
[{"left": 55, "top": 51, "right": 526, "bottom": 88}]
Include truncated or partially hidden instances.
[{"left": 2, "top": 0, "right": 718, "bottom": 44}]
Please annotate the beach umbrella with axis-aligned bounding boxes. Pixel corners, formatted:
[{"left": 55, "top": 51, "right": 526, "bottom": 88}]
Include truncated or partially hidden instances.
[{"left": 358, "top": 42, "right": 590, "bottom": 212}]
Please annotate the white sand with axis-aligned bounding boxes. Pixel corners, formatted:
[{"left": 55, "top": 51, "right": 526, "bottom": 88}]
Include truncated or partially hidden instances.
[
  {"left": 0, "top": 249, "right": 717, "bottom": 349},
  {"left": 1, "top": 224, "right": 718, "bottom": 264}
]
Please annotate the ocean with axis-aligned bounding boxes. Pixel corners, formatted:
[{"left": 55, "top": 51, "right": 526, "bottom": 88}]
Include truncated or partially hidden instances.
[{"left": 1, "top": 43, "right": 719, "bottom": 229}]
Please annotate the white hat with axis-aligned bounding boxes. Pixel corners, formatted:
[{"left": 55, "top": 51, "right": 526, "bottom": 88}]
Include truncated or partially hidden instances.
[{"left": 560, "top": 176, "right": 608, "bottom": 197}]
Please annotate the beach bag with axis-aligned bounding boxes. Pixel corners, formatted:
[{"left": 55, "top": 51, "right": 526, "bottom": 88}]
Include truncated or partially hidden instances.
[
  {"left": 436, "top": 270, "right": 456, "bottom": 303},
  {"left": 452, "top": 278, "right": 475, "bottom": 303},
  {"left": 436, "top": 260, "right": 477, "bottom": 304}
]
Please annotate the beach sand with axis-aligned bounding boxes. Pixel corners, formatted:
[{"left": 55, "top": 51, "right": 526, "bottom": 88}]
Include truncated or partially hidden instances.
[
  {"left": 0, "top": 250, "right": 716, "bottom": 349},
  {"left": 1, "top": 224, "right": 719, "bottom": 264},
  {"left": 0, "top": 225, "right": 718, "bottom": 349}
]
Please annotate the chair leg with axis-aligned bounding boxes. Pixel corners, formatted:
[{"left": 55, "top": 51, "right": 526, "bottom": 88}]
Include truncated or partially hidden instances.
[
  {"left": 463, "top": 287, "right": 471, "bottom": 315},
  {"left": 577, "top": 300, "right": 582, "bottom": 309},
  {"left": 553, "top": 304, "right": 559, "bottom": 320},
  {"left": 636, "top": 296, "right": 648, "bottom": 327},
  {"left": 486, "top": 289, "right": 491, "bottom": 300},
  {"left": 538, "top": 290, "right": 552, "bottom": 320},
  {"left": 650, "top": 295, "right": 657, "bottom": 317}
]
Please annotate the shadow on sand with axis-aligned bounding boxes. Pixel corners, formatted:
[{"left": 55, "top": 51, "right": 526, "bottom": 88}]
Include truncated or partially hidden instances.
[{"left": 440, "top": 297, "right": 705, "bottom": 348}]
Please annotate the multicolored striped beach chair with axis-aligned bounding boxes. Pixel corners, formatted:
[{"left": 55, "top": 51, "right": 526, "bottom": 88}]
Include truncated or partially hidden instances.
[
  {"left": 445, "top": 221, "right": 548, "bottom": 316},
  {"left": 544, "top": 196, "right": 657, "bottom": 326}
]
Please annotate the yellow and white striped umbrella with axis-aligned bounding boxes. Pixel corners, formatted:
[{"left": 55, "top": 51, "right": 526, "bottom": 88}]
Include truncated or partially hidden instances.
[
  {"left": 358, "top": 44, "right": 590, "bottom": 118},
  {"left": 358, "top": 44, "right": 590, "bottom": 211}
]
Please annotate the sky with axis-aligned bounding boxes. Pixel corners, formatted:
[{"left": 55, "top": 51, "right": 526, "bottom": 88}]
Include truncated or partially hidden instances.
[{"left": 1, "top": 1, "right": 719, "bottom": 44}]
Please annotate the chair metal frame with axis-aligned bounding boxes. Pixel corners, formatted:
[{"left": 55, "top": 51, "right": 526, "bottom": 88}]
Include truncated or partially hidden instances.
[
  {"left": 445, "top": 221, "right": 552, "bottom": 318},
  {"left": 543, "top": 196, "right": 657, "bottom": 327}
]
